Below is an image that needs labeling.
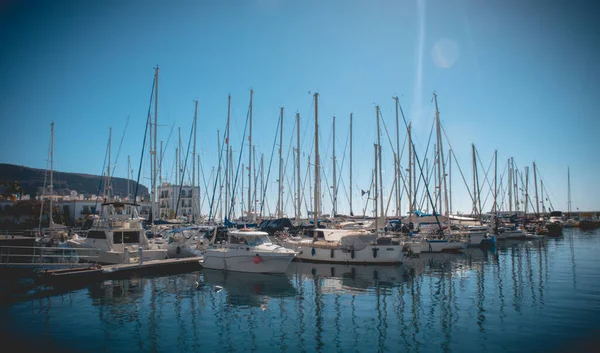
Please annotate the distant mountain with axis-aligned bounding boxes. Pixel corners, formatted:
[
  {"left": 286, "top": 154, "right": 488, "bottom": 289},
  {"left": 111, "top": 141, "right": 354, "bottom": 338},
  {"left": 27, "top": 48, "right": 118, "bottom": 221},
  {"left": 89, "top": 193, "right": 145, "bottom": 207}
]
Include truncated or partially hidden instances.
[{"left": 0, "top": 163, "right": 149, "bottom": 199}]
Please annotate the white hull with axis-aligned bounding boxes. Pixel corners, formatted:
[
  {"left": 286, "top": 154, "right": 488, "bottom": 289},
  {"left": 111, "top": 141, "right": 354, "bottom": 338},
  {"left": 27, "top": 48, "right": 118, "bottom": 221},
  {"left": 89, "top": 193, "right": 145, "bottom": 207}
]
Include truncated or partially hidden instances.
[
  {"left": 166, "top": 243, "right": 204, "bottom": 258},
  {"left": 421, "top": 240, "right": 467, "bottom": 253},
  {"left": 283, "top": 240, "right": 405, "bottom": 264},
  {"left": 200, "top": 250, "right": 295, "bottom": 273},
  {"left": 495, "top": 230, "right": 527, "bottom": 240}
]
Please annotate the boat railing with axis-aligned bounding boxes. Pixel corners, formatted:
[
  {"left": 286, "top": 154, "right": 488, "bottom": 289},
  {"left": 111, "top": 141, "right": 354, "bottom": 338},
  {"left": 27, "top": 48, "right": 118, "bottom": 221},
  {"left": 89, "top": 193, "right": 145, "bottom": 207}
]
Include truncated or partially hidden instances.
[{"left": 0, "top": 245, "right": 100, "bottom": 268}]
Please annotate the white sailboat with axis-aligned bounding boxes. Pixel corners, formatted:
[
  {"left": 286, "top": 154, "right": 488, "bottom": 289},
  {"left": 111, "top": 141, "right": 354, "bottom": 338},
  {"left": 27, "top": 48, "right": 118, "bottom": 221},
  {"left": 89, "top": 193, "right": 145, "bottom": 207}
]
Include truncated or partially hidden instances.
[{"left": 281, "top": 96, "right": 407, "bottom": 264}]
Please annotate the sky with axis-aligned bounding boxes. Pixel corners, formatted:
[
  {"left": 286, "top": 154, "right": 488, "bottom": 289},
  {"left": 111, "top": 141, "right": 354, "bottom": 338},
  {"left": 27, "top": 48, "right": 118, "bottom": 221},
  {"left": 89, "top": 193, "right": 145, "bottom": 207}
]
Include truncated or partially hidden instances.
[{"left": 1, "top": 0, "right": 599, "bottom": 217}]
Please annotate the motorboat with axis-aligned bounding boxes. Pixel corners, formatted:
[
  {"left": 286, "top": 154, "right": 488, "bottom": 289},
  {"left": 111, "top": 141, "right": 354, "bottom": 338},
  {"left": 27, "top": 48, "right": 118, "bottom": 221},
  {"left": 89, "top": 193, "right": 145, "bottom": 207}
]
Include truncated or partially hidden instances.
[
  {"left": 67, "top": 202, "right": 168, "bottom": 264},
  {"left": 199, "top": 229, "right": 297, "bottom": 273},
  {"left": 280, "top": 228, "right": 407, "bottom": 264}
]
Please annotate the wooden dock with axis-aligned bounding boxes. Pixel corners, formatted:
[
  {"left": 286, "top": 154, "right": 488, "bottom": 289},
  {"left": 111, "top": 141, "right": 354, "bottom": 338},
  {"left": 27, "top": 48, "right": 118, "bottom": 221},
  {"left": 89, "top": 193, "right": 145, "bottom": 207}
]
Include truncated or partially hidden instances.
[{"left": 36, "top": 257, "right": 203, "bottom": 285}]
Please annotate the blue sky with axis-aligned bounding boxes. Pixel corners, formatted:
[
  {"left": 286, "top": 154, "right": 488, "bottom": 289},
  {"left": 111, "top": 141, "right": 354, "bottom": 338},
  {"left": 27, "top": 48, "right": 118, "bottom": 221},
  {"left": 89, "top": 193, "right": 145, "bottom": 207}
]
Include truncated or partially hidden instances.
[{"left": 1, "top": 0, "right": 598, "bottom": 216}]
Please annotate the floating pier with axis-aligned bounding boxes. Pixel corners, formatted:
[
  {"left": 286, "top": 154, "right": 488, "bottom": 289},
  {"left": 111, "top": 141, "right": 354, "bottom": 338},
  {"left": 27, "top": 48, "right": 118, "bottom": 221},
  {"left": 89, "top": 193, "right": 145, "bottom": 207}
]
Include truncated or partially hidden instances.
[{"left": 36, "top": 257, "right": 203, "bottom": 285}]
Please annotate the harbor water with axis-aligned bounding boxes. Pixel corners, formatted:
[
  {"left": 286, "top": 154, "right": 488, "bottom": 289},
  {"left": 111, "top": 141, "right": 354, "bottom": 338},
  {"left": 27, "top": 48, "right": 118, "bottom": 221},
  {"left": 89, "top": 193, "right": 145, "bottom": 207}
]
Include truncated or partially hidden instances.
[{"left": 1, "top": 228, "right": 599, "bottom": 353}]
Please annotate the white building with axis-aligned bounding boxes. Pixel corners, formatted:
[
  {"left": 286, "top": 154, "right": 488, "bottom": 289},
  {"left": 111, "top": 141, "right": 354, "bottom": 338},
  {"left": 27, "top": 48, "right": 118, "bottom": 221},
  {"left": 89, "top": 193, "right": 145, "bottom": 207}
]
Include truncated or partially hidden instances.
[{"left": 158, "top": 183, "right": 200, "bottom": 219}]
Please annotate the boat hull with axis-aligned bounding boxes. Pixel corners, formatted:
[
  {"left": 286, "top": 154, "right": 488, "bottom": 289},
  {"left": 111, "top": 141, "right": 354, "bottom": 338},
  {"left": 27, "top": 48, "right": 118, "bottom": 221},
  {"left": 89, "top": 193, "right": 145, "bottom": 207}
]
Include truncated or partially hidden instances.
[
  {"left": 200, "top": 250, "right": 295, "bottom": 274},
  {"left": 422, "top": 240, "right": 467, "bottom": 253},
  {"left": 283, "top": 240, "right": 405, "bottom": 264},
  {"left": 66, "top": 241, "right": 167, "bottom": 264}
]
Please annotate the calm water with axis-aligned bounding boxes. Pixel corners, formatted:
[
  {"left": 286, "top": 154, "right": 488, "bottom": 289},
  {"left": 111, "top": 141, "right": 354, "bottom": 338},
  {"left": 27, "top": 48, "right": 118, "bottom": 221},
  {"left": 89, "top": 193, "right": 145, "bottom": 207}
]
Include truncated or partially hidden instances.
[{"left": 1, "top": 228, "right": 599, "bottom": 353}]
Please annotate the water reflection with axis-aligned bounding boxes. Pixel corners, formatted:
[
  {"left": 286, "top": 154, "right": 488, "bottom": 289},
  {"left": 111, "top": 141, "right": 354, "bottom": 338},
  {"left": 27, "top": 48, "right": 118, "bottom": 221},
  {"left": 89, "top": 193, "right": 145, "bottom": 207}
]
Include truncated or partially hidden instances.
[
  {"left": 0, "top": 229, "right": 598, "bottom": 353},
  {"left": 201, "top": 269, "right": 296, "bottom": 308}
]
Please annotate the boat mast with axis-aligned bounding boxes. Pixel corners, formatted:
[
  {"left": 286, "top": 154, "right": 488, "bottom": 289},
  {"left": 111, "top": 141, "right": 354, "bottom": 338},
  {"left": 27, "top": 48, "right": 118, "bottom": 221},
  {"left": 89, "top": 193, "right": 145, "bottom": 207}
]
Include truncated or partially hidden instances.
[
  {"left": 533, "top": 162, "right": 540, "bottom": 215},
  {"left": 313, "top": 93, "right": 319, "bottom": 238},
  {"left": 127, "top": 155, "right": 131, "bottom": 200},
  {"left": 296, "top": 112, "right": 301, "bottom": 222},
  {"left": 433, "top": 93, "right": 449, "bottom": 217},
  {"left": 225, "top": 95, "right": 231, "bottom": 221},
  {"left": 493, "top": 150, "right": 497, "bottom": 215},
  {"left": 332, "top": 115, "right": 337, "bottom": 216},
  {"left": 408, "top": 123, "right": 413, "bottom": 217},
  {"left": 373, "top": 145, "right": 377, "bottom": 223},
  {"left": 49, "top": 121, "right": 54, "bottom": 227},
  {"left": 349, "top": 113, "right": 353, "bottom": 217},
  {"left": 471, "top": 143, "right": 477, "bottom": 217},
  {"left": 525, "top": 166, "right": 530, "bottom": 219},
  {"left": 449, "top": 148, "right": 452, "bottom": 215},
  {"left": 106, "top": 127, "right": 112, "bottom": 199},
  {"left": 192, "top": 100, "right": 198, "bottom": 223},
  {"left": 508, "top": 158, "right": 513, "bottom": 213},
  {"left": 376, "top": 106, "right": 384, "bottom": 221},
  {"left": 278, "top": 107, "right": 284, "bottom": 218},
  {"left": 218, "top": 130, "right": 222, "bottom": 221},
  {"left": 393, "top": 97, "right": 400, "bottom": 218},
  {"left": 567, "top": 167, "right": 571, "bottom": 216},
  {"left": 153, "top": 66, "right": 158, "bottom": 226},
  {"left": 510, "top": 157, "right": 519, "bottom": 213},
  {"left": 248, "top": 89, "right": 253, "bottom": 222}
]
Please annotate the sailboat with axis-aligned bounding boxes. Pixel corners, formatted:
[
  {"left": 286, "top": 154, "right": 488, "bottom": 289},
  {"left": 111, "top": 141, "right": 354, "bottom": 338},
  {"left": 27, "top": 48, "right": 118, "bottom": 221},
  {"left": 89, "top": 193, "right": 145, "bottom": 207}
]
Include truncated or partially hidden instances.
[{"left": 281, "top": 96, "right": 408, "bottom": 264}]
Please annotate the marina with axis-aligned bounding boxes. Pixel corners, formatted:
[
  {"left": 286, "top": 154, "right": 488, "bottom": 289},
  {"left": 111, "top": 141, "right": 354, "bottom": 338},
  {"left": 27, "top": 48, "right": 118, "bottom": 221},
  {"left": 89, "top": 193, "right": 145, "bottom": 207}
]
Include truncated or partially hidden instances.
[
  {"left": 0, "top": 228, "right": 598, "bottom": 352},
  {"left": 1, "top": 1, "right": 599, "bottom": 352}
]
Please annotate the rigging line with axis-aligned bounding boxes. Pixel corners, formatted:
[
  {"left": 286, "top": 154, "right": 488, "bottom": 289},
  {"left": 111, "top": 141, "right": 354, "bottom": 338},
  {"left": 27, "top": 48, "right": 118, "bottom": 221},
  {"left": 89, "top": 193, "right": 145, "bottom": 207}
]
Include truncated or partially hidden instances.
[
  {"left": 38, "top": 136, "right": 52, "bottom": 230},
  {"left": 226, "top": 109, "right": 250, "bottom": 222},
  {"left": 413, "top": 116, "right": 436, "bottom": 207},
  {"left": 440, "top": 124, "right": 475, "bottom": 204},
  {"left": 133, "top": 75, "right": 155, "bottom": 206},
  {"left": 259, "top": 113, "right": 280, "bottom": 217},
  {"left": 108, "top": 115, "right": 131, "bottom": 183},
  {"left": 536, "top": 167, "right": 559, "bottom": 211},
  {"left": 362, "top": 169, "right": 375, "bottom": 217},
  {"left": 335, "top": 124, "right": 351, "bottom": 206},
  {"left": 398, "top": 99, "right": 443, "bottom": 231},
  {"left": 300, "top": 135, "right": 315, "bottom": 217},
  {"left": 175, "top": 114, "right": 195, "bottom": 218},
  {"left": 475, "top": 149, "right": 494, "bottom": 212},
  {"left": 160, "top": 122, "right": 176, "bottom": 182}
]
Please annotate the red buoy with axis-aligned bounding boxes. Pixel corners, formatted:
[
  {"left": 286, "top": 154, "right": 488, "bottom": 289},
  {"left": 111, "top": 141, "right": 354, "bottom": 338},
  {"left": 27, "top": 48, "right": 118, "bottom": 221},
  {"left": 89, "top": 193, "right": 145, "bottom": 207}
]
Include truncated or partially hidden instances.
[{"left": 253, "top": 255, "right": 261, "bottom": 264}]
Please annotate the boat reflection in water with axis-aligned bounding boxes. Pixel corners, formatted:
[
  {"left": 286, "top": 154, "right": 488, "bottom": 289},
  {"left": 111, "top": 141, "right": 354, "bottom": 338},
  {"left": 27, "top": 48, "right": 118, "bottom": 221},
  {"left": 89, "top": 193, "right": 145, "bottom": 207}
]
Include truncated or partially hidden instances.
[
  {"left": 200, "top": 269, "right": 296, "bottom": 308},
  {"left": 287, "top": 262, "right": 410, "bottom": 293}
]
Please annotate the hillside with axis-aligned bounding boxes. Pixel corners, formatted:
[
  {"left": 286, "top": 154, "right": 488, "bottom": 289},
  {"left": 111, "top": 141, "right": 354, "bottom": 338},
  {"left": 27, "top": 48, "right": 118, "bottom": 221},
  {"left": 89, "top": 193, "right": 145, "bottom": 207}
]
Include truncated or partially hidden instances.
[{"left": 0, "top": 163, "right": 149, "bottom": 199}]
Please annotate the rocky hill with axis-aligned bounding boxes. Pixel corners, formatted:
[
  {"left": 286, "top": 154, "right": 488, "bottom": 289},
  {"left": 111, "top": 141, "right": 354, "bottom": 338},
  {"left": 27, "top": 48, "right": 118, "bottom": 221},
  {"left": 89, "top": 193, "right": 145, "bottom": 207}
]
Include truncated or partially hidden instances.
[{"left": 0, "top": 163, "right": 149, "bottom": 199}]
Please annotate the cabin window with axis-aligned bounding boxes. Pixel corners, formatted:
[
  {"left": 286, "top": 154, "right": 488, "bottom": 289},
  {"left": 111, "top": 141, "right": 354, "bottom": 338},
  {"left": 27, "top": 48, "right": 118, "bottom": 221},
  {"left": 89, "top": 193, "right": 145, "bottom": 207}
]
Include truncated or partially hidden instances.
[
  {"left": 114, "top": 231, "right": 140, "bottom": 244},
  {"left": 87, "top": 230, "right": 106, "bottom": 239}
]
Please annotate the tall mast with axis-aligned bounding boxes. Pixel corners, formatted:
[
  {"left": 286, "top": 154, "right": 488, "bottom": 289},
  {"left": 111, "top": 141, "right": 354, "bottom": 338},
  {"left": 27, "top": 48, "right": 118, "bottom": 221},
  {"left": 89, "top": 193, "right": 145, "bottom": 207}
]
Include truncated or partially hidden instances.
[
  {"left": 471, "top": 143, "right": 477, "bottom": 217},
  {"left": 107, "top": 127, "right": 112, "bottom": 199},
  {"left": 376, "top": 106, "right": 383, "bottom": 220},
  {"left": 374, "top": 144, "right": 378, "bottom": 225},
  {"left": 349, "top": 113, "right": 353, "bottom": 217},
  {"left": 296, "top": 112, "right": 301, "bottom": 222},
  {"left": 567, "top": 167, "right": 571, "bottom": 216},
  {"left": 153, "top": 66, "right": 158, "bottom": 225},
  {"left": 393, "top": 97, "right": 400, "bottom": 217},
  {"left": 313, "top": 93, "right": 319, "bottom": 238},
  {"left": 202, "top": 155, "right": 204, "bottom": 220},
  {"left": 525, "top": 166, "right": 530, "bottom": 217},
  {"left": 225, "top": 95, "right": 231, "bottom": 221},
  {"left": 159, "top": 140, "right": 163, "bottom": 185},
  {"left": 127, "top": 155, "right": 131, "bottom": 200},
  {"left": 260, "top": 153, "right": 264, "bottom": 218},
  {"left": 449, "top": 148, "right": 452, "bottom": 215},
  {"left": 49, "top": 122, "right": 54, "bottom": 226},
  {"left": 278, "top": 107, "right": 284, "bottom": 218},
  {"left": 332, "top": 115, "right": 337, "bottom": 216},
  {"left": 508, "top": 158, "right": 513, "bottom": 212},
  {"left": 248, "top": 89, "right": 253, "bottom": 222},
  {"left": 533, "top": 162, "right": 539, "bottom": 215},
  {"left": 217, "top": 130, "right": 222, "bottom": 221},
  {"left": 408, "top": 123, "right": 413, "bottom": 217},
  {"left": 541, "top": 179, "right": 545, "bottom": 214},
  {"left": 433, "top": 93, "right": 449, "bottom": 217},
  {"left": 510, "top": 157, "right": 519, "bottom": 213},
  {"left": 192, "top": 100, "right": 198, "bottom": 223},
  {"left": 493, "top": 150, "right": 497, "bottom": 214},
  {"left": 175, "top": 147, "right": 178, "bottom": 189}
]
